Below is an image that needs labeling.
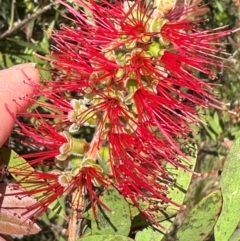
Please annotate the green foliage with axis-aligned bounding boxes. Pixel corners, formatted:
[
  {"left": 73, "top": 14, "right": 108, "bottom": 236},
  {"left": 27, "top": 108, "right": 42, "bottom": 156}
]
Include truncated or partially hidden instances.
[
  {"left": 215, "top": 137, "right": 240, "bottom": 241},
  {"left": 0, "top": 147, "right": 66, "bottom": 219},
  {"left": 229, "top": 229, "right": 240, "bottom": 241},
  {"left": 135, "top": 227, "right": 163, "bottom": 241},
  {"left": 156, "top": 145, "right": 197, "bottom": 239},
  {"left": 177, "top": 190, "right": 222, "bottom": 241},
  {"left": 85, "top": 186, "right": 131, "bottom": 236},
  {"left": 76, "top": 235, "right": 135, "bottom": 241},
  {"left": 0, "top": 147, "right": 67, "bottom": 241}
]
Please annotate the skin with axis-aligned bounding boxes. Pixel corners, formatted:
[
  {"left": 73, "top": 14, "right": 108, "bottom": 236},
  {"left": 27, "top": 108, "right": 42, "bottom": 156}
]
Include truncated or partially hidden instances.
[{"left": 0, "top": 63, "right": 40, "bottom": 147}]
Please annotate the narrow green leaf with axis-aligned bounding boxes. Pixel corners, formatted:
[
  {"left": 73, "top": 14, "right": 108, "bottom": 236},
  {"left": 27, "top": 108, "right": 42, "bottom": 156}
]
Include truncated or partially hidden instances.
[
  {"left": 177, "top": 189, "right": 222, "bottom": 241},
  {"left": 6, "top": 38, "right": 48, "bottom": 53},
  {"left": 215, "top": 137, "right": 240, "bottom": 241},
  {"left": 40, "top": 19, "right": 55, "bottom": 52},
  {"left": 203, "top": 125, "right": 217, "bottom": 141},
  {"left": 4, "top": 54, "right": 14, "bottom": 68},
  {"left": 87, "top": 186, "right": 131, "bottom": 236},
  {"left": 0, "top": 147, "right": 66, "bottom": 219},
  {"left": 205, "top": 111, "right": 222, "bottom": 136},
  {"left": 77, "top": 235, "right": 134, "bottom": 241},
  {"left": 9, "top": 0, "right": 15, "bottom": 29},
  {"left": 215, "top": 1, "right": 224, "bottom": 12}
]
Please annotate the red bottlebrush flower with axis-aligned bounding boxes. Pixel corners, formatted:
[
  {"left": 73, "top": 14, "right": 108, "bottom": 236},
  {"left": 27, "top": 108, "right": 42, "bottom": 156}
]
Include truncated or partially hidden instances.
[
  {"left": 6, "top": 0, "right": 236, "bottom": 225},
  {"left": 4, "top": 159, "right": 109, "bottom": 220}
]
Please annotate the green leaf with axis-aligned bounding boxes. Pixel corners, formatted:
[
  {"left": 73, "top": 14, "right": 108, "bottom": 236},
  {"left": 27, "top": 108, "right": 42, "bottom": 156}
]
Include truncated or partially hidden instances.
[
  {"left": 205, "top": 111, "right": 222, "bottom": 136},
  {"left": 215, "top": 0, "right": 224, "bottom": 12},
  {"left": 77, "top": 234, "right": 134, "bottom": 241},
  {"left": 229, "top": 229, "right": 240, "bottom": 241},
  {"left": 155, "top": 144, "right": 198, "bottom": 239},
  {"left": 6, "top": 38, "right": 48, "bottom": 53},
  {"left": 177, "top": 189, "right": 222, "bottom": 241},
  {"left": 133, "top": 145, "right": 197, "bottom": 240},
  {"left": 40, "top": 19, "right": 55, "bottom": 52},
  {"left": 135, "top": 227, "right": 163, "bottom": 241},
  {"left": 215, "top": 137, "right": 240, "bottom": 241},
  {"left": 128, "top": 200, "right": 149, "bottom": 218},
  {"left": 0, "top": 147, "right": 66, "bottom": 219},
  {"left": 87, "top": 185, "right": 131, "bottom": 236}
]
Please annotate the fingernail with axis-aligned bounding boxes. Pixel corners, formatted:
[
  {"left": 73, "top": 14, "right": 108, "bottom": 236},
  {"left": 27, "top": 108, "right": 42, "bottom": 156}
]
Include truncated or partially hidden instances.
[{"left": 8, "top": 63, "right": 36, "bottom": 70}]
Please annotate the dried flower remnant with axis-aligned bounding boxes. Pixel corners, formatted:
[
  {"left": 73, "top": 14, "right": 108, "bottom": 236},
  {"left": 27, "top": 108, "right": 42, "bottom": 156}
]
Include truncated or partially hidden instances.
[{"left": 6, "top": 0, "right": 236, "bottom": 224}]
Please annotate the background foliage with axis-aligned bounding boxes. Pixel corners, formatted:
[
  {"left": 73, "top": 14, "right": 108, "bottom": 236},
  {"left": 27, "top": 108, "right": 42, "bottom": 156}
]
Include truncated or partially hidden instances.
[{"left": 0, "top": 0, "right": 240, "bottom": 240}]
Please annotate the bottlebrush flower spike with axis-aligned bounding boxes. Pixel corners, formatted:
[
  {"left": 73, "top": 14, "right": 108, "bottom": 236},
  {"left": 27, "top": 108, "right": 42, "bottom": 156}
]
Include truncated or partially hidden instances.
[{"left": 6, "top": 0, "right": 236, "bottom": 226}]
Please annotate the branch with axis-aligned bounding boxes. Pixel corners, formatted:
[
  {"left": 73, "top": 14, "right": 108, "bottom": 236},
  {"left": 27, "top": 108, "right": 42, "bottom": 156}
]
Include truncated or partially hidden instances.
[
  {"left": 0, "top": 3, "right": 57, "bottom": 40},
  {"left": 68, "top": 187, "right": 85, "bottom": 241}
]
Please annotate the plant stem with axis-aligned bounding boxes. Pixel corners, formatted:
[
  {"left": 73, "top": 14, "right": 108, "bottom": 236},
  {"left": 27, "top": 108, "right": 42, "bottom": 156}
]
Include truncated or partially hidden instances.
[{"left": 68, "top": 187, "right": 85, "bottom": 241}]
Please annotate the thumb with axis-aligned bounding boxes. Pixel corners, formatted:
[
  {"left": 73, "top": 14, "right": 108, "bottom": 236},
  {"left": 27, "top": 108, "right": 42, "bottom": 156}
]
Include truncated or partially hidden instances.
[{"left": 0, "top": 63, "right": 40, "bottom": 147}]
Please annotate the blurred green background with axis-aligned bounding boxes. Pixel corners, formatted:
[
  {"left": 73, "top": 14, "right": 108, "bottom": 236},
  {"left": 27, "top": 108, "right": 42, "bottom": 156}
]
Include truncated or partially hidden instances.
[{"left": 0, "top": 0, "right": 240, "bottom": 240}]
